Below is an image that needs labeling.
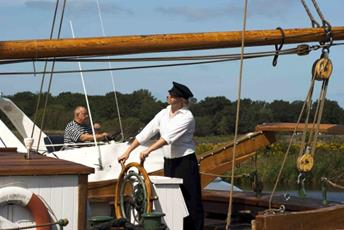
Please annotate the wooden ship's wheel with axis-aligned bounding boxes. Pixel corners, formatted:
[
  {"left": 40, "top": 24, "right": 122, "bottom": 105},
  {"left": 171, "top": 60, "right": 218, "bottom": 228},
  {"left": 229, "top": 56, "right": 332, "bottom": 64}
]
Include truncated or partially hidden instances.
[{"left": 114, "top": 162, "right": 153, "bottom": 224}]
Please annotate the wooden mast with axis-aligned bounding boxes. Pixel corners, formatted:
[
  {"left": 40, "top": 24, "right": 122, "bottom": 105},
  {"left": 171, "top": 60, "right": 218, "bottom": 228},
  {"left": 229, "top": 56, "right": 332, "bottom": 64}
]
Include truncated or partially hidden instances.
[{"left": 0, "top": 26, "right": 344, "bottom": 60}]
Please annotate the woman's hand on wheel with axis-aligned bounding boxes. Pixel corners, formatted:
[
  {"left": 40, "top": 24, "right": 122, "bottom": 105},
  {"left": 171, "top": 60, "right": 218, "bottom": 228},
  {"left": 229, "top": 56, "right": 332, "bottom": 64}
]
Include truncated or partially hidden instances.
[
  {"left": 118, "top": 152, "right": 129, "bottom": 163},
  {"left": 140, "top": 149, "right": 150, "bottom": 162}
]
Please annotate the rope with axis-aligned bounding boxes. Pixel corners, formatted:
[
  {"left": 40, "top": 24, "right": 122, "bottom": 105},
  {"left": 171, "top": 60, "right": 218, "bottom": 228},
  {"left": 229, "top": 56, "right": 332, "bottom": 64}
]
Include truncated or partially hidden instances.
[
  {"left": 302, "top": 51, "right": 331, "bottom": 156},
  {"left": 3, "top": 41, "right": 341, "bottom": 69},
  {"left": 0, "top": 45, "right": 302, "bottom": 65},
  {"left": 298, "top": 76, "right": 316, "bottom": 157},
  {"left": 30, "top": 0, "right": 60, "bottom": 141},
  {"left": 311, "top": 0, "right": 326, "bottom": 24},
  {"left": 268, "top": 72, "right": 316, "bottom": 209},
  {"left": 69, "top": 21, "right": 103, "bottom": 170},
  {"left": 300, "top": 0, "right": 320, "bottom": 27},
  {"left": 35, "top": 0, "right": 68, "bottom": 152},
  {"left": 269, "top": 49, "right": 332, "bottom": 207},
  {"left": 199, "top": 171, "right": 250, "bottom": 179},
  {"left": 0, "top": 46, "right": 304, "bottom": 76},
  {"left": 96, "top": 0, "right": 124, "bottom": 141},
  {"left": 226, "top": 0, "right": 248, "bottom": 228},
  {"left": 272, "top": 27, "right": 285, "bottom": 67},
  {"left": 321, "top": 177, "right": 344, "bottom": 190},
  {"left": 301, "top": 0, "right": 333, "bottom": 47},
  {"left": 310, "top": 80, "right": 329, "bottom": 156},
  {"left": 302, "top": 1, "right": 333, "bottom": 154}
]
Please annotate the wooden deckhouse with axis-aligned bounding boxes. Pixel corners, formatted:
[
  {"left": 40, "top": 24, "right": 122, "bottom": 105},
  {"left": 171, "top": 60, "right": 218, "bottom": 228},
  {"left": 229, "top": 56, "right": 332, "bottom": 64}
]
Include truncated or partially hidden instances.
[{"left": 0, "top": 148, "right": 93, "bottom": 230}]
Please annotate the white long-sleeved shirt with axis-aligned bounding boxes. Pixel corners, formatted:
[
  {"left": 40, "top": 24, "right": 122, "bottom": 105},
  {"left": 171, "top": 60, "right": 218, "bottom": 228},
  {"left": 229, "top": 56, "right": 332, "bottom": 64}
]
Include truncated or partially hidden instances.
[{"left": 136, "top": 105, "right": 195, "bottom": 159}]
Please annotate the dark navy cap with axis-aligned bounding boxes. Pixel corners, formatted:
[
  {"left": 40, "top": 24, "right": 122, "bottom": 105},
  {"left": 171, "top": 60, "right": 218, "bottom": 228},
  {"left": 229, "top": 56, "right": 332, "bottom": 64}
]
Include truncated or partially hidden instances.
[{"left": 168, "top": 81, "right": 193, "bottom": 99}]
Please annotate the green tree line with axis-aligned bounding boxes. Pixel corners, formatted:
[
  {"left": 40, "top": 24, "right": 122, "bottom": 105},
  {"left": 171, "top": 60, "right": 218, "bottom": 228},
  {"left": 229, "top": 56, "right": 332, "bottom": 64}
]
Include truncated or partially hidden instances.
[{"left": 2, "top": 91, "right": 344, "bottom": 138}]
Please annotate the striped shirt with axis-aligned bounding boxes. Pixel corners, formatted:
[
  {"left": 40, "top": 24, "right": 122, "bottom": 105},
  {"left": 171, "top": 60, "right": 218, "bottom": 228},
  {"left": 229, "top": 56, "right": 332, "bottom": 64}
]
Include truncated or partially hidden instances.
[{"left": 64, "top": 120, "right": 92, "bottom": 144}]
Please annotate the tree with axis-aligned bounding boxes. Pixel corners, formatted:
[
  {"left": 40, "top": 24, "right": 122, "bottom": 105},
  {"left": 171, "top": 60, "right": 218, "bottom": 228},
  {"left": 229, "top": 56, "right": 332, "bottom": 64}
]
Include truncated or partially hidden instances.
[{"left": 4, "top": 91, "right": 344, "bottom": 137}]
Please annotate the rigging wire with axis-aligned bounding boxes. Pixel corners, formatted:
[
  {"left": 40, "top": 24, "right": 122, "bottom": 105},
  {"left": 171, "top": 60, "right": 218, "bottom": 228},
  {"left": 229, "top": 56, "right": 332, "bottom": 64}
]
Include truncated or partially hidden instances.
[
  {"left": 268, "top": 70, "right": 317, "bottom": 209},
  {"left": 310, "top": 79, "right": 329, "bottom": 155},
  {"left": 0, "top": 46, "right": 306, "bottom": 76},
  {"left": 36, "top": 0, "right": 68, "bottom": 152},
  {"left": 69, "top": 20, "right": 104, "bottom": 170},
  {"left": 30, "top": 0, "right": 60, "bottom": 144},
  {"left": 0, "top": 57, "right": 280, "bottom": 75},
  {"left": 0, "top": 46, "right": 302, "bottom": 65},
  {"left": 96, "top": 0, "right": 124, "bottom": 141},
  {"left": 225, "top": 0, "right": 248, "bottom": 228},
  {"left": 267, "top": 0, "right": 335, "bottom": 209},
  {"left": 300, "top": 0, "right": 320, "bottom": 27},
  {"left": 297, "top": 77, "right": 315, "bottom": 159},
  {"left": 311, "top": 0, "right": 328, "bottom": 24},
  {"left": 268, "top": 50, "right": 332, "bottom": 209},
  {"left": 301, "top": 0, "right": 333, "bottom": 46}
]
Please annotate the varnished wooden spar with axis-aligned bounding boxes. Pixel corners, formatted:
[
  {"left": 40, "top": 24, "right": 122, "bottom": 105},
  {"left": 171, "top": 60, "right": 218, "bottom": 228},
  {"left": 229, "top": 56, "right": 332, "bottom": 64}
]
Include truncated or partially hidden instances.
[
  {"left": 1, "top": 26, "right": 344, "bottom": 60},
  {"left": 256, "top": 123, "right": 344, "bottom": 134}
]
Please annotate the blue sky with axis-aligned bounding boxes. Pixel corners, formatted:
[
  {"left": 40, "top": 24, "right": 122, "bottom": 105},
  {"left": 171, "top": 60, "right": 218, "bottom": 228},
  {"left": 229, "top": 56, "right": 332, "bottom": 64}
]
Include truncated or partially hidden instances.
[{"left": 0, "top": 0, "right": 343, "bottom": 107}]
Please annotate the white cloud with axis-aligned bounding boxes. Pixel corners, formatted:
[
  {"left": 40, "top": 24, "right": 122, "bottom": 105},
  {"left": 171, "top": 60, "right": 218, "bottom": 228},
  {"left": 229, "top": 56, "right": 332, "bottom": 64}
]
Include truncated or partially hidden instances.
[{"left": 24, "top": 0, "right": 133, "bottom": 15}]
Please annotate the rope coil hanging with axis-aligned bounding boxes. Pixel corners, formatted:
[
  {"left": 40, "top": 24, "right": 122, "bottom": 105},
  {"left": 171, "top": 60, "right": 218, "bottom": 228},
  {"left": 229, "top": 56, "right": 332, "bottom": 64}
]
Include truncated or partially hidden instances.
[{"left": 272, "top": 27, "right": 285, "bottom": 67}]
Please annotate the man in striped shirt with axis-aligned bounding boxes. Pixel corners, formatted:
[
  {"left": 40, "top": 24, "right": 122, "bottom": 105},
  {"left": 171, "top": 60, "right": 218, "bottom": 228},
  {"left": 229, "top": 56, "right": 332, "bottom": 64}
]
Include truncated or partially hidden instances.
[{"left": 64, "top": 106, "right": 108, "bottom": 147}]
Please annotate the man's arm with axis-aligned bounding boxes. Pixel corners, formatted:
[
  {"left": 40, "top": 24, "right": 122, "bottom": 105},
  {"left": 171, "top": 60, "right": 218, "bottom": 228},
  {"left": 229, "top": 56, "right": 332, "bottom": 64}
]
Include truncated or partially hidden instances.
[{"left": 79, "top": 132, "right": 108, "bottom": 142}]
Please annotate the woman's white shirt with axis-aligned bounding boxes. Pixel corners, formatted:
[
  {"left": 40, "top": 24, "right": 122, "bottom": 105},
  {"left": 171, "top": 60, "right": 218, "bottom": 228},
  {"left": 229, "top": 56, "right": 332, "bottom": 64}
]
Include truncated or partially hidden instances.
[{"left": 136, "top": 105, "right": 195, "bottom": 159}]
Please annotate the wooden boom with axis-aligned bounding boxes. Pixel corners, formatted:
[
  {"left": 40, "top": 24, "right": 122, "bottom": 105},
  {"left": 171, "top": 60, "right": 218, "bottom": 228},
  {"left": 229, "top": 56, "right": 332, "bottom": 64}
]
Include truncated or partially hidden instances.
[{"left": 1, "top": 26, "right": 344, "bottom": 60}]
